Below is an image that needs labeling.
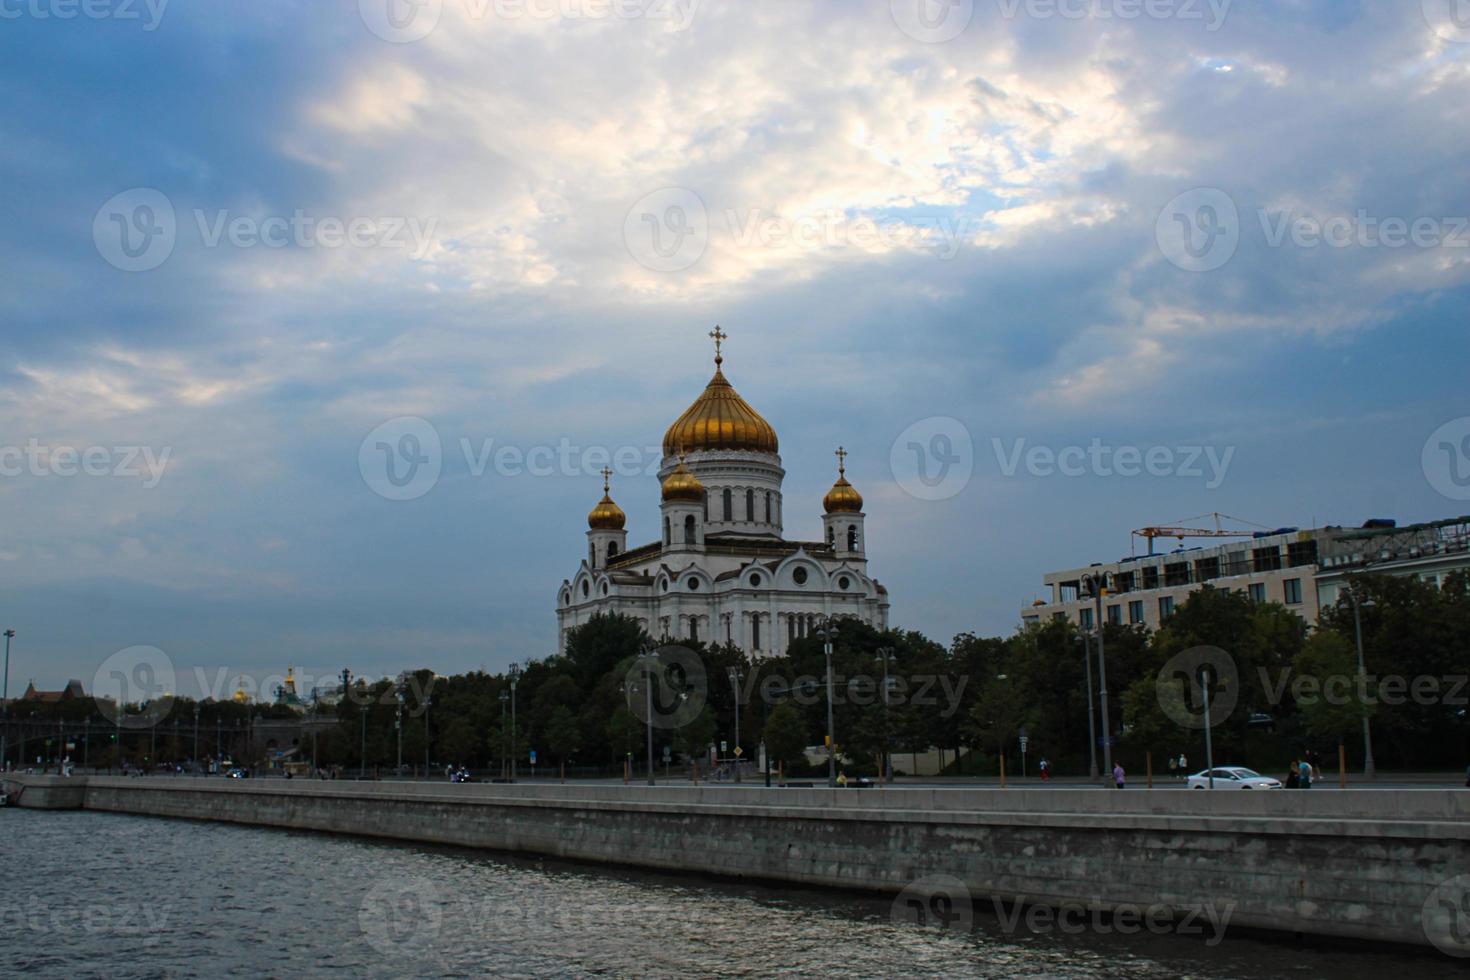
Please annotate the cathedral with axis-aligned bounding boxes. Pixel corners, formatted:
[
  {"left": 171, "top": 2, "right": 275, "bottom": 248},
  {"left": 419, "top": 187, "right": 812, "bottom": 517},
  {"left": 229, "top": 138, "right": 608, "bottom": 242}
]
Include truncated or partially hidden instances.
[{"left": 556, "top": 330, "right": 890, "bottom": 657}]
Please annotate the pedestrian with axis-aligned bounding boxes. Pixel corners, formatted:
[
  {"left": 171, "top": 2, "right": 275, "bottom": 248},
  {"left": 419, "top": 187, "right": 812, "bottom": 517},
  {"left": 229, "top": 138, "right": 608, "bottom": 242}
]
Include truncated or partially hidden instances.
[
  {"left": 1285, "top": 760, "right": 1299, "bottom": 789},
  {"left": 1298, "top": 758, "right": 1312, "bottom": 789},
  {"left": 1168, "top": 755, "right": 1177, "bottom": 778},
  {"left": 1113, "top": 763, "right": 1125, "bottom": 789},
  {"left": 1039, "top": 758, "right": 1050, "bottom": 782},
  {"left": 1177, "top": 753, "right": 1188, "bottom": 779}
]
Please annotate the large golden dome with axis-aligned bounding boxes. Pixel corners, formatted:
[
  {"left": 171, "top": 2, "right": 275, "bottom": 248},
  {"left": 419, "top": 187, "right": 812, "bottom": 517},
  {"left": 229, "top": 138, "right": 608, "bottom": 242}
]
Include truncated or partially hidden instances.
[
  {"left": 823, "top": 447, "right": 864, "bottom": 513},
  {"left": 662, "top": 330, "right": 778, "bottom": 456},
  {"left": 587, "top": 469, "right": 626, "bottom": 529}
]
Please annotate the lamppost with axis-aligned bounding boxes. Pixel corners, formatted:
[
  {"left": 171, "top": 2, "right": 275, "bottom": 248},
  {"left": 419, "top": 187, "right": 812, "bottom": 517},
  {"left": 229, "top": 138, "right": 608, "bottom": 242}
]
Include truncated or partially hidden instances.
[
  {"left": 876, "top": 647, "right": 896, "bottom": 784},
  {"left": 1073, "top": 633, "right": 1100, "bottom": 780},
  {"left": 642, "top": 650, "right": 656, "bottom": 787},
  {"left": 727, "top": 667, "right": 742, "bottom": 783},
  {"left": 395, "top": 684, "right": 405, "bottom": 776},
  {"left": 1081, "top": 573, "right": 1113, "bottom": 780},
  {"left": 192, "top": 703, "right": 200, "bottom": 770},
  {"left": 424, "top": 687, "right": 432, "bottom": 777},
  {"left": 508, "top": 664, "right": 520, "bottom": 782},
  {"left": 814, "top": 618, "right": 839, "bottom": 787},
  {"left": 1202, "top": 665, "right": 1216, "bottom": 789},
  {"left": 1, "top": 629, "right": 14, "bottom": 771},
  {"left": 1347, "top": 588, "right": 1377, "bottom": 779},
  {"left": 499, "top": 689, "right": 509, "bottom": 780}
]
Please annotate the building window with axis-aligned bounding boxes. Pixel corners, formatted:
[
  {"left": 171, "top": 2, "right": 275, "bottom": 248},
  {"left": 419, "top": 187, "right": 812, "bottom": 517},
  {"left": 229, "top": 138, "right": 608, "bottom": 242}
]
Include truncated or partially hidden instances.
[
  {"left": 746, "top": 488, "right": 754, "bottom": 521},
  {"left": 663, "top": 517, "right": 670, "bottom": 547},
  {"left": 581, "top": 581, "right": 589, "bottom": 597},
  {"left": 838, "top": 576, "right": 850, "bottom": 590},
  {"left": 1141, "top": 566, "right": 1159, "bottom": 590},
  {"left": 827, "top": 525, "right": 835, "bottom": 547},
  {"left": 752, "top": 616, "right": 761, "bottom": 650},
  {"left": 722, "top": 488, "right": 732, "bottom": 521},
  {"left": 1158, "top": 595, "right": 1175, "bottom": 620},
  {"left": 687, "top": 577, "right": 700, "bottom": 591},
  {"left": 793, "top": 567, "right": 808, "bottom": 586},
  {"left": 1128, "top": 600, "right": 1144, "bottom": 625},
  {"left": 689, "top": 618, "right": 698, "bottom": 642},
  {"left": 601, "top": 583, "right": 608, "bottom": 596},
  {"left": 1248, "top": 582, "right": 1266, "bottom": 603},
  {"left": 749, "top": 573, "right": 761, "bottom": 587},
  {"left": 1283, "top": 578, "right": 1302, "bottom": 604},
  {"left": 1106, "top": 604, "right": 1121, "bottom": 626},
  {"left": 765, "top": 491, "right": 771, "bottom": 523},
  {"left": 607, "top": 541, "right": 618, "bottom": 559},
  {"left": 847, "top": 524, "right": 858, "bottom": 552},
  {"left": 1079, "top": 607, "right": 1094, "bottom": 630}
]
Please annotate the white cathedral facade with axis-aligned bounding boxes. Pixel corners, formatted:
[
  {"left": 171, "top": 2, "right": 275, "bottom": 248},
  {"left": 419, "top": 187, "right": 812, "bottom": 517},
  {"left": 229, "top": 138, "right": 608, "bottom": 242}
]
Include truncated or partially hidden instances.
[{"left": 556, "top": 330, "right": 890, "bottom": 657}]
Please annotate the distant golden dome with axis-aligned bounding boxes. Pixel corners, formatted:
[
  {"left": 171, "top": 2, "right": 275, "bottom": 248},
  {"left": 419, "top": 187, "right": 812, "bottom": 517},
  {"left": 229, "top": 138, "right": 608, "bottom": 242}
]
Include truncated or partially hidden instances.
[
  {"left": 662, "top": 331, "right": 778, "bottom": 456},
  {"left": 823, "top": 447, "right": 863, "bottom": 513},
  {"left": 661, "top": 458, "right": 706, "bottom": 503},
  {"left": 588, "top": 468, "right": 626, "bottom": 529}
]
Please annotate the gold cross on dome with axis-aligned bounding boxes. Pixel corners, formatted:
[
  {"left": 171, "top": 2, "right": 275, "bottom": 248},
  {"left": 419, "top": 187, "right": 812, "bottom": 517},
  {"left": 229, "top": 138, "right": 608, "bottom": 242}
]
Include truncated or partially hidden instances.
[
  {"left": 601, "top": 466, "right": 613, "bottom": 493},
  {"left": 835, "top": 446, "right": 847, "bottom": 475},
  {"left": 709, "top": 325, "right": 726, "bottom": 364}
]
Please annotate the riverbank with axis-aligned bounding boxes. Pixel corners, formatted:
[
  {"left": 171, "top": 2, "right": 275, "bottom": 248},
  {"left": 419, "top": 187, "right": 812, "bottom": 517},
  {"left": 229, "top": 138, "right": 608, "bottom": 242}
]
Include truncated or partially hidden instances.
[{"left": 5, "top": 774, "right": 1467, "bottom": 952}]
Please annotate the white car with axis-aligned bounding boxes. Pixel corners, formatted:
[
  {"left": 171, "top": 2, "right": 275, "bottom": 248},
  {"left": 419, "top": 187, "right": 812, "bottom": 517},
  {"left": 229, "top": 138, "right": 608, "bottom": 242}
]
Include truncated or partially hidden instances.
[{"left": 1187, "top": 767, "right": 1282, "bottom": 790}]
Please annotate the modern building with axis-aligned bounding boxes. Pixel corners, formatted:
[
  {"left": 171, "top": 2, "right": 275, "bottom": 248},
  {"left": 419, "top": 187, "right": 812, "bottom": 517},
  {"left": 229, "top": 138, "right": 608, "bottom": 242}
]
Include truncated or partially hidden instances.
[
  {"left": 556, "top": 331, "right": 890, "bottom": 655},
  {"left": 1020, "top": 516, "right": 1470, "bottom": 630}
]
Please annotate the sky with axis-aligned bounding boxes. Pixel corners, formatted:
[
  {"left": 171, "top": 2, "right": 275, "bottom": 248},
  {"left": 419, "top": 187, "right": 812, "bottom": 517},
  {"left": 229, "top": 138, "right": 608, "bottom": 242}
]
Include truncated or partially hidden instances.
[{"left": 1, "top": 0, "right": 1467, "bottom": 700}]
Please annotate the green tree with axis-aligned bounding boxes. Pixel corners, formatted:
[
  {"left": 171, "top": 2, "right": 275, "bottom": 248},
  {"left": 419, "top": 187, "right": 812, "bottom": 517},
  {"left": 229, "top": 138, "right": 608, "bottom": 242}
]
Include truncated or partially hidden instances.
[
  {"left": 761, "top": 702, "right": 809, "bottom": 769},
  {"left": 546, "top": 705, "right": 580, "bottom": 773}
]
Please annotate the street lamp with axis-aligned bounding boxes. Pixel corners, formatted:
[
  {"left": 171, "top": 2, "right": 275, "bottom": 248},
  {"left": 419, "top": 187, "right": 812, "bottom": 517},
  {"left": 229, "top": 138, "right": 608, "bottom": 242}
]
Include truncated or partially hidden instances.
[
  {"left": 727, "top": 667, "right": 743, "bottom": 783},
  {"left": 814, "top": 618, "right": 839, "bottom": 788},
  {"left": 2, "top": 629, "right": 14, "bottom": 771},
  {"left": 395, "top": 684, "right": 405, "bottom": 776},
  {"left": 499, "top": 689, "right": 509, "bottom": 780},
  {"left": 875, "top": 647, "right": 896, "bottom": 784},
  {"left": 1073, "top": 633, "right": 1099, "bottom": 780},
  {"left": 508, "top": 664, "right": 520, "bottom": 782},
  {"left": 641, "top": 650, "right": 657, "bottom": 787},
  {"left": 1346, "top": 588, "right": 1377, "bottom": 779},
  {"left": 1081, "top": 573, "right": 1113, "bottom": 780}
]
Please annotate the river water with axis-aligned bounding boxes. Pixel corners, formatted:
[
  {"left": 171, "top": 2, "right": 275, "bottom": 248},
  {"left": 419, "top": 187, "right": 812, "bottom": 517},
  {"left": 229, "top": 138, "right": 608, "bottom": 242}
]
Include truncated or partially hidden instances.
[{"left": 0, "top": 809, "right": 1458, "bottom": 978}]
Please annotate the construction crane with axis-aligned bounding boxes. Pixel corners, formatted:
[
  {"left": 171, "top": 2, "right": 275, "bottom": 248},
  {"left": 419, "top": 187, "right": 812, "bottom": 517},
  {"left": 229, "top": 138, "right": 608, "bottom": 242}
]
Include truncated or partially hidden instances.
[{"left": 1131, "top": 513, "right": 1271, "bottom": 556}]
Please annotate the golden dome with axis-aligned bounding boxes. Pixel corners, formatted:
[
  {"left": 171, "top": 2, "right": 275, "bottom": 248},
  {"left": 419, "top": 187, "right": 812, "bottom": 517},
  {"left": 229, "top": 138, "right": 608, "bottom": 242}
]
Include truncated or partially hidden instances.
[
  {"left": 661, "top": 457, "right": 706, "bottom": 503},
  {"left": 588, "top": 468, "right": 626, "bottom": 530},
  {"left": 823, "top": 447, "right": 863, "bottom": 513},
  {"left": 662, "top": 328, "right": 778, "bottom": 456}
]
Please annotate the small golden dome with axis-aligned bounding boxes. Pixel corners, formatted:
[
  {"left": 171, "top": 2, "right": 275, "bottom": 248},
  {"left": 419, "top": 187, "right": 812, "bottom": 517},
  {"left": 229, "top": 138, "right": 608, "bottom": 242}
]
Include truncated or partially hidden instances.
[
  {"left": 588, "top": 468, "right": 626, "bottom": 530},
  {"left": 823, "top": 447, "right": 863, "bottom": 513},
  {"left": 661, "top": 457, "right": 706, "bottom": 503},
  {"left": 662, "top": 328, "right": 779, "bottom": 456}
]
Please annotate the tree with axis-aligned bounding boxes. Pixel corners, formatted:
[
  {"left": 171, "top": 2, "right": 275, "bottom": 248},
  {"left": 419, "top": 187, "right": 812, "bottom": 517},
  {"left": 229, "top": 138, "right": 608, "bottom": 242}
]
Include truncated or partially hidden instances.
[
  {"left": 546, "top": 706, "right": 580, "bottom": 776},
  {"left": 761, "top": 702, "right": 809, "bottom": 769},
  {"left": 1293, "top": 628, "right": 1372, "bottom": 771}
]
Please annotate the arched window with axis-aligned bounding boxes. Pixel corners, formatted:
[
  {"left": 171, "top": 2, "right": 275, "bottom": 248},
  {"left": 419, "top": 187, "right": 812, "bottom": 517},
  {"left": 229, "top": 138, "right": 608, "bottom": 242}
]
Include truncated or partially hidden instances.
[
  {"left": 607, "top": 541, "right": 619, "bottom": 560},
  {"left": 847, "top": 524, "right": 859, "bottom": 552},
  {"left": 752, "top": 616, "right": 761, "bottom": 651},
  {"left": 745, "top": 489, "right": 754, "bottom": 521},
  {"left": 764, "top": 491, "right": 772, "bottom": 523},
  {"left": 689, "top": 617, "right": 699, "bottom": 642},
  {"left": 722, "top": 488, "right": 732, "bottom": 521},
  {"left": 684, "top": 513, "right": 696, "bottom": 543},
  {"left": 663, "top": 517, "right": 670, "bottom": 546},
  {"left": 827, "top": 525, "right": 835, "bottom": 546},
  {"left": 589, "top": 543, "right": 595, "bottom": 563}
]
